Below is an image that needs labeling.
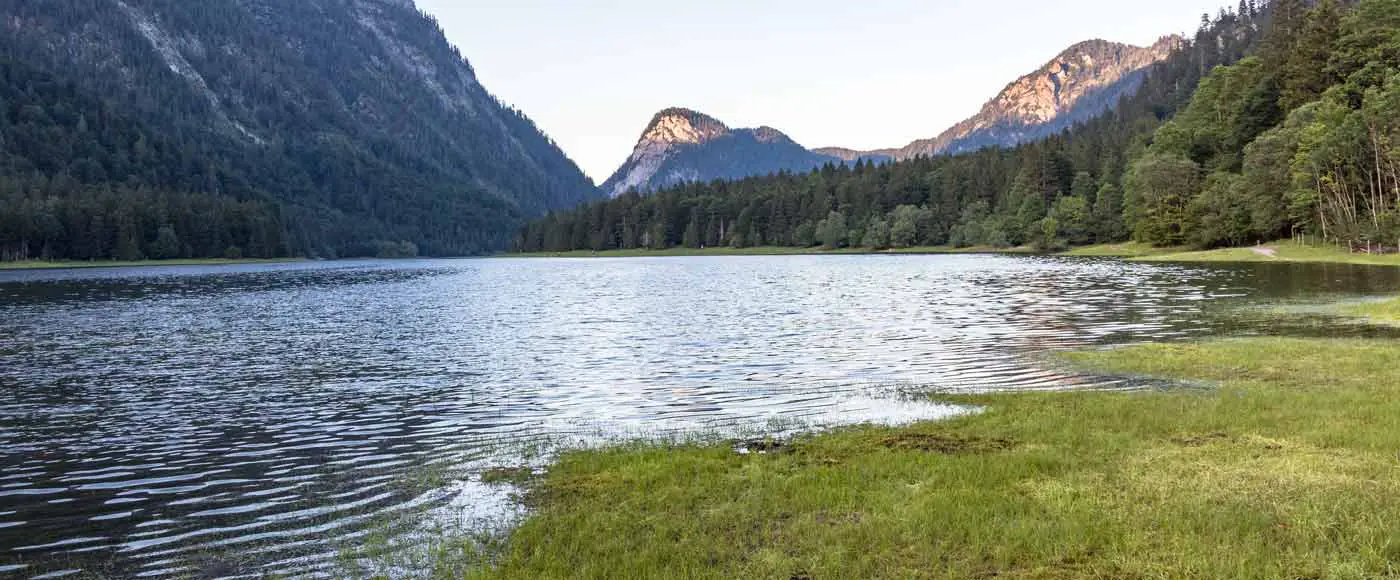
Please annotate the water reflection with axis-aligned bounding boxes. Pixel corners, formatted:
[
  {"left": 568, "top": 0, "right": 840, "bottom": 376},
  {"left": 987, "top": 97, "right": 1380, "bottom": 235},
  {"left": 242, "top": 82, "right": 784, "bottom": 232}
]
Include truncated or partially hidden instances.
[{"left": 1, "top": 255, "right": 1398, "bottom": 578}]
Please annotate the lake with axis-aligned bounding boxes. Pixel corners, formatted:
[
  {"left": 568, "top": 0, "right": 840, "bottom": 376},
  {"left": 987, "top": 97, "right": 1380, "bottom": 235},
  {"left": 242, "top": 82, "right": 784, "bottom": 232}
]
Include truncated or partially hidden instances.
[{"left": 1, "top": 255, "right": 1397, "bottom": 578}]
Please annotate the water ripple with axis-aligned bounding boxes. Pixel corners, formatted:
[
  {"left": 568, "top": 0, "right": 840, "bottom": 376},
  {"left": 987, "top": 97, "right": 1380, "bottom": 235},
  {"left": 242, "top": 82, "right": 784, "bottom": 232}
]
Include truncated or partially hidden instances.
[{"left": 2, "top": 255, "right": 1399, "bottom": 578}]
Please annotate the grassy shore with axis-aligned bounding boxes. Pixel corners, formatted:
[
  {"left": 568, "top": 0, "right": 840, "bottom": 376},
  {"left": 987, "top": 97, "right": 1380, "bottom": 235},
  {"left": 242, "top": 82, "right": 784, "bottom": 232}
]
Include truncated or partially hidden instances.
[
  {"left": 1059, "top": 241, "right": 1187, "bottom": 258},
  {"left": 0, "top": 257, "right": 305, "bottom": 271},
  {"left": 1130, "top": 240, "right": 1400, "bottom": 266},
  {"left": 476, "top": 322, "right": 1400, "bottom": 578},
  {"left": 503, "top": 246, "right": 1036, "bottom": 258}
]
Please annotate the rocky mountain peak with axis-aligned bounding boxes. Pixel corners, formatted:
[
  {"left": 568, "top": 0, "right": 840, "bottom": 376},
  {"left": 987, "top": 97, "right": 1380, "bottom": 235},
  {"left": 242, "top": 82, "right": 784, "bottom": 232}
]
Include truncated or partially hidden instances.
[
  {"left": 989, "top": 36, "right": 1183, "bottom": 127},
  {"left": 826, "top": 35, "right": 1184, "bottom": 161},
  {"left": 640, "top": 107, "right": 731, "bottom": 146},
  {"left": 603, "top": 108, "right": 836, "bottom": 197},
  {"left": 751, "top": 126, "right": 795, "bottom": 145}
]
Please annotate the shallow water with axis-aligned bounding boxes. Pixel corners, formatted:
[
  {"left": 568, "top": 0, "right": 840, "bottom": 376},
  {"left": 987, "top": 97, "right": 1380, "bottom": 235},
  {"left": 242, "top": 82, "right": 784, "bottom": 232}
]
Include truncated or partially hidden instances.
[{"left": 1, "top": 255, "right": 1397, "bottom": 578}]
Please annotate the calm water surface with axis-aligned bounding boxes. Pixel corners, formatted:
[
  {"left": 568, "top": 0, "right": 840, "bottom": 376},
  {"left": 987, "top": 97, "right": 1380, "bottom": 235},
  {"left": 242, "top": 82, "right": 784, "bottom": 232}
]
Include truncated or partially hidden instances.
[{"left": 1, "top": 255, "right": 1397, "bottom": 578}]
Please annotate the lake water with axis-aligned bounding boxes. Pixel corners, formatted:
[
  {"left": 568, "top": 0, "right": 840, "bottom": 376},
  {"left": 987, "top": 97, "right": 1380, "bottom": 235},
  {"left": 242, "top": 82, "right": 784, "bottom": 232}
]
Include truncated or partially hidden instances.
[{"left": 1, "top": 255, "right": 1398, "bottom": 578}]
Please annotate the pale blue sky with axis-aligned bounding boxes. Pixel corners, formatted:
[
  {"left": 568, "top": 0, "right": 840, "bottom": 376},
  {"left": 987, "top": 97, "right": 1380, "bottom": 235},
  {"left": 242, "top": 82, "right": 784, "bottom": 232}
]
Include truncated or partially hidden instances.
[{"left": 417, "top": 0, "right": 1232, "bottom": 182}]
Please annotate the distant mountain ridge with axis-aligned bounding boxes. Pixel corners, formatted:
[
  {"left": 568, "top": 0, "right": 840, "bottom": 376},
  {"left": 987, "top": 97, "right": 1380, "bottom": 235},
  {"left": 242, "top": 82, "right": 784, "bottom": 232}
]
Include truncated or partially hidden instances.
[
  {"left": 830, "top": 36, "right": 1183, "bottom": 160},
  {"left": 808, "top": 147, "right": 896, "bottom": 164},
  {"left": 602, "top": 108, "right": 840, "bottom": 197},
  {"left": 606, "top": 37, "right": 1181, "bottom": 198}
]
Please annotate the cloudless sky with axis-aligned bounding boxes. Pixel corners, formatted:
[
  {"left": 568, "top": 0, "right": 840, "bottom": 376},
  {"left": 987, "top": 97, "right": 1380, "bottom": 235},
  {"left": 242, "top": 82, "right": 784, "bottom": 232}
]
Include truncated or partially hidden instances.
[{"left": 416, "top": 0, "right": 1233, "bottom": 182}]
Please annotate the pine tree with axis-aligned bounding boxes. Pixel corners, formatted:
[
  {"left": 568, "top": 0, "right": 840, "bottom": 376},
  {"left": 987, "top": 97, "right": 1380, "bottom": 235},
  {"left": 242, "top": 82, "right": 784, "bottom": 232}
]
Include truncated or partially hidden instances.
[
  {"left": 1262, "top": 0, "right": 1308, "bottom": 71},
  {"left": 1281, "top": 0, "right": 1342, "bottom": 111},
  {"left": 682, "top": 214, "right": 701, "bottom": 248}
]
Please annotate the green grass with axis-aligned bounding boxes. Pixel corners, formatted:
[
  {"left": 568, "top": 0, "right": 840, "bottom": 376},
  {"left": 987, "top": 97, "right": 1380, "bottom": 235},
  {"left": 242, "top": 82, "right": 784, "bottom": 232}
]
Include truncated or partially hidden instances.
[
  {"left": 502, "top": 246, "right": 1037, "bottom": 258},
  {"left": 0, "top": 257, "right": 305, "bottom": 270},
  {"left": 473, "top": 332, "right": 1400, "bottom": 578},
  {"left": 1060, "top": 241, "right": 1186, "bottom": 257},
  {"left": 1134, "top": 240, "right": 1400, "bottom": 266}
]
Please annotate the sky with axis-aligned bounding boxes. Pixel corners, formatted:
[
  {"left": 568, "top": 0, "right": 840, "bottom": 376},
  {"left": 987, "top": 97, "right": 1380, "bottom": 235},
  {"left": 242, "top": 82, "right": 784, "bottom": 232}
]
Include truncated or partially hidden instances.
[{"left": 416, "top": 0, "right": 1234, "bottom": 183}]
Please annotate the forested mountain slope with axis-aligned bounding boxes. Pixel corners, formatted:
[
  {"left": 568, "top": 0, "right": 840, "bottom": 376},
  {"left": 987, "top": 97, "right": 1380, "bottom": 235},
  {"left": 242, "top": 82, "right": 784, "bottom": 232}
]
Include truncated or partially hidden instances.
[
  {"left": 0, "top": 0, "right": 600, "bottom": 260},
  {"left": 517, "top": 3, "right": 1269, "bottom": 253}
]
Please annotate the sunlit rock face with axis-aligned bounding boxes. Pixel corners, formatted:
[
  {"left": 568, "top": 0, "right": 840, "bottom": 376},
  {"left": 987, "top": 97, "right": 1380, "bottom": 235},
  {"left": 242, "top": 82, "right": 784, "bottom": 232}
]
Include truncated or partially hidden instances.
[
  {"left": 830, "top": 36, "right": 1184, "bottom": 161},
  {"left": 603, "top": 108, "right": 842, "bottom": 197}
]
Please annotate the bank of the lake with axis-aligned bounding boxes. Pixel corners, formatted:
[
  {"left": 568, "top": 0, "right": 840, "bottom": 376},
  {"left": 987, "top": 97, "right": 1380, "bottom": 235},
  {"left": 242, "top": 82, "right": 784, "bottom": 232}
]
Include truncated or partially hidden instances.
[
  {"left": 0, "top": 257, "right": 306, "bottom": 270},
  {"left": 476, "top": 317, "right": 1400, "bottom": 578},
  {"left": 1127, "top": 241, "right": 1400, "bottom": 266},
  {"left": 1060, "top": 241, "right": 1188, "bottom": 257},
  {"left": 503, "top": 246, "right": 1036, "bottom": 258},
  {"left": 509, "top": 241, "right": 1400, "bottom": 266}
]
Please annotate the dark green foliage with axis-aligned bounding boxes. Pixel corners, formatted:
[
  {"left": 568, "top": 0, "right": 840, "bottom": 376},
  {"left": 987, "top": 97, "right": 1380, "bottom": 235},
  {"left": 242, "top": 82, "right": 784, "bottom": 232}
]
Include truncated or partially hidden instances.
[
  {"left": 0, "top": 58, "right": 288, "bottom": 260},
  {"left": 816, "top": 211, "right": 847, "bottom": 249},
  {"left": 1048, "top": 193, "right": 1092, "bottom": 247},
  {"left": 1092, "top": 183, "right": 1129, "bottom": 242},
  {"left": 1130, "top": 0, "right": 1400, "bottom": 250},
  {"left": 1282, "top": 0, "right": 1343, "bottom": 111},
  {"left": 1126, "top": 152, "right": 1201, "bottom": 246},
  {"left": 0, "top": 0, "right": 599, "bottom": 261}
]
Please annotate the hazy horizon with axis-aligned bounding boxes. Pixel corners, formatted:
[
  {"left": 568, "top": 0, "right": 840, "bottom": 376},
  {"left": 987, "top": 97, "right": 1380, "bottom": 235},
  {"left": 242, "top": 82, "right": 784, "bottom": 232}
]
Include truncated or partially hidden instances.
[{"left": 417, "top": 0, "right": 1235, "bottom": 182}]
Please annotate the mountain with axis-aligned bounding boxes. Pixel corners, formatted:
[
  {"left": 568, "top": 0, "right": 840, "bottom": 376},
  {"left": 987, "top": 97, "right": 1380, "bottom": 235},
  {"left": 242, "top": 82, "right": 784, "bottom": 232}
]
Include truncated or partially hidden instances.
[
  {"left": 0, "top": 0, "right": 600, "bottom": 259},
  {"left": 602, "top": 108, "right": 840, "bottom": 197},
  {"left": 518, "top": 4, "right": 1271, "bottom": 255},
  {"left": 833, "top": 37, "right": 1183, "bottom": 160}
]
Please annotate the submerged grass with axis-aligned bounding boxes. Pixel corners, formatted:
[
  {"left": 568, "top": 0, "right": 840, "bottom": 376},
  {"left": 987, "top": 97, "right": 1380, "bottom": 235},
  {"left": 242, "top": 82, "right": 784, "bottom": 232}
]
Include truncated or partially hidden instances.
[
  {"left": 470, "top": 332, "right": 1400, "bottom": 579},
  {"left": 1339, "top": 297, "right": 1400, "bottom": 325}
]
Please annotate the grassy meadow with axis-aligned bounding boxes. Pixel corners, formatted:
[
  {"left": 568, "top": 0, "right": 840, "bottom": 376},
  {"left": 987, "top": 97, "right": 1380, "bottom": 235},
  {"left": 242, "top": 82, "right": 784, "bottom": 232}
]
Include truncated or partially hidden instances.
[{"left": 468, "top": 309, "right": 1400, "bottom": 578}]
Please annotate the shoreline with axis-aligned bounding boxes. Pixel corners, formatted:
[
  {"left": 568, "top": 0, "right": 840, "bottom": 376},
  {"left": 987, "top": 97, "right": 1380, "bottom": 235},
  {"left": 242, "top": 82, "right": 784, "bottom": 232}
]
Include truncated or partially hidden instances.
[
  {"left": 1129, "top": 242, "right": 1400, "bottom": 266},
  {"left": 466, "top": 297, "right": 1400, "bottom": 578},
  {"left": 500, "top": 245, "right": 1038, "bottom": 258},
  {"left": 8, "top": 241, "right": 1396, "bottom": 270},
  {"left": 0, "top": 258, "right": 308, "bottom": 271},
  {"left": 1066, "top": 240, "right": 1400, "bottom": 266},
  {"left": 504, "top": 240, "right": 1400, "bottom": 266}
]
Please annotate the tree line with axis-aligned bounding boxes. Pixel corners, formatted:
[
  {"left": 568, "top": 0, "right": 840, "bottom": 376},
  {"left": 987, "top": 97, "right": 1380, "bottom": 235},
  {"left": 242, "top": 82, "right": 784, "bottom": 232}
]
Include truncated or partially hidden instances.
[
  {"left": 1129, "top": 0, "right": 1400, "bottom": 251},
  {"left": 0, "top": 57, "right": 290, "bottom": 261},
  {"left": 518, "top": 0, "right": 1399, "bottom": 254}
]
